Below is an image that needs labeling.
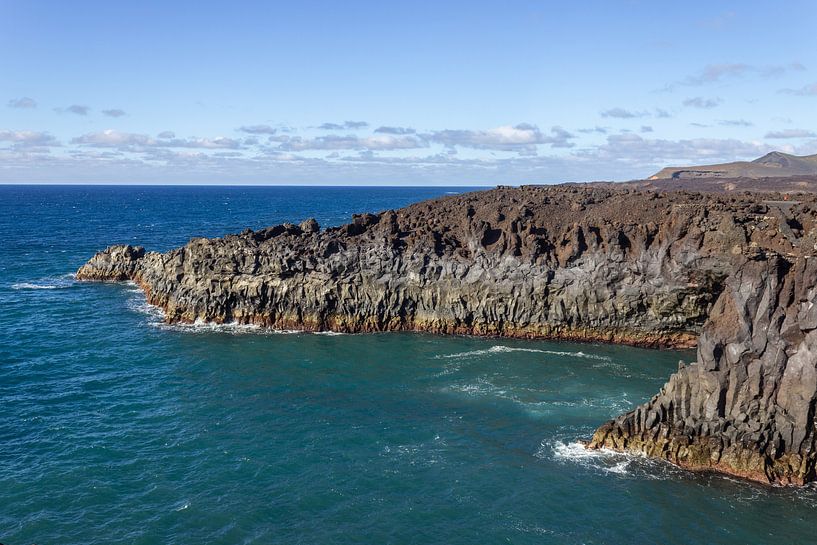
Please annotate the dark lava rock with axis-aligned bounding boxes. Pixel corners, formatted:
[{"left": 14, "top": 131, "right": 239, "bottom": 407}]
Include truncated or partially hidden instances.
[
  {"left": 589, "top": 255, "right": 817, "bottom": 485},
  {"left": 76, "top": 184, "right": 817, "bottom": 484}
]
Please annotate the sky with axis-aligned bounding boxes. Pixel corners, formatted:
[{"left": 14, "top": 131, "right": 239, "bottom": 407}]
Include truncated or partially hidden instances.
[{"left": 1, "top": 0, "right": 816, "bottom": 185}]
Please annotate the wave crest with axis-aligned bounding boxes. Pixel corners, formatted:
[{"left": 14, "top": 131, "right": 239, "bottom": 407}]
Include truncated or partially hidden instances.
[
  {"left": 437, "top": 345, "right": 611, "bottom": 361},
  {"left": 10, "top": 275, "right": 76, "bottom": 290}
]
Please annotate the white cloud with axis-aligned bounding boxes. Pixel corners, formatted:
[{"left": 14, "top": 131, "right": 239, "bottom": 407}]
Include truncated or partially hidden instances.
[
  {"left": 238, "top": 124, "right": 278, "bottom": 135},
  {"left": 577, "top": 126, "right": 609, "bottom": 134},
  {"left": 72, "top": 130, "right": 244, "bottom": 150},
  {"left": 168, "top": 136, "right": 243, "bottom": 149},
  {"left": 2, "top": 118, "right": 793, "bottom": 184},
  {"left": 600, "top": 108, "right": 648, "bottom": 119},
  {"left": 683, "top": 96, "right": 722, "bottom": 109},
  {"left": 718, "top": 119, "right": 753, "bottom": 127},
  {"left": 669, "top": 62, "right": 805, "bottom": 89},
  {"left": 683, "top": 63, "right": 750, "bottom": 85},
  {"left": 279, "top": 133, "right": 427, "bottom": 151},
  {"left": 56, "top": 104, "right": 90, "bottom": 116},
  {"left": 374, "top": 126, "right": 416, "bottom": 135},
  {"left": 765, "top": 129, "right": 817, "bottom": 139},
  {"left": 428, "top": 124, "right": 574, "bottom": 151},
  {"left": 0, "top": 130, "right": 58, "bottom": 148},
  {"left": 779, "top": 83, "right": 817, "bottom": 96},
  {"left": 72, "top": 130, "right": 154, "bottom": 147},
  {"left": 102, "top": 109, "right": 126, "bottom": 117},
  {"left": 589, "top": 133, "right": 769, "bottom": 165},
  {"left": 7, "top": 97, "right": 37, "bottom": 109},
  {"left": 318, "top": 121, "right": 369, "bottom": 130}
]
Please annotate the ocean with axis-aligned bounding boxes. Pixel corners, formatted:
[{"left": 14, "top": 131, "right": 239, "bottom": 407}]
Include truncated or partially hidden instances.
[{"left": 1, "top": 185, "right": 815, "bottom": 545}]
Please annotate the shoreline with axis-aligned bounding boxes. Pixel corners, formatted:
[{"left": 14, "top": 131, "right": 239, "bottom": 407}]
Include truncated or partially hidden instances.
[{"left": 76, "top": 273, "right": 700, "bottom": 350}]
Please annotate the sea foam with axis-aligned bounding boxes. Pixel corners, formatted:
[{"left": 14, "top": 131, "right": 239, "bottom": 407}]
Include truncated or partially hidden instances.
[
  {"left": 12, "top": 282, "right": 63, "bottom": 290},
  {"left": 437, "top": 345, "right": 612, "bottom": 362},
  {"left": 545, "top": 439, "right": 690, "bottom": 481},
  {"left": 10, "top": 274, "right": 76, "bottom": 290},
  {"left": 548, "top": 440, "right": 638, "bottom": 476}
]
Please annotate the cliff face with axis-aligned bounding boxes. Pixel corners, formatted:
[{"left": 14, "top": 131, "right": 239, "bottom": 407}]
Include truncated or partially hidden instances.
[
  {"left": 78, "top": 187, "right": 806, "bottom": 347},
  {"left": 589, "top": 255, "right": 817, "bottom": 485},
  {"left": 77, "top": 185, "right": 817, "bottom": 484}
]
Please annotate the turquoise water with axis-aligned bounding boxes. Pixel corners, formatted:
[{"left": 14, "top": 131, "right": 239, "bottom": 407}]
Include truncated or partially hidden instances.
[{"left": 2, "top": 186, "right": 815, "bottom": 545}]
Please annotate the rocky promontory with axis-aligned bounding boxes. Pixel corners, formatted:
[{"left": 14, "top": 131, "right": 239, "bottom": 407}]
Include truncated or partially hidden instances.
[
  {"left": 588, "top": 254, "right": 817, "bottom": 484},
  {"left": 77, "top": 184, "right": 817, "bottom": 484}
]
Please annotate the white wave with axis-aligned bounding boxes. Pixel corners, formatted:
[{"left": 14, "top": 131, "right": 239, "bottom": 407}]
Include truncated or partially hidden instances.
[
  {"left": 127, "top": 298, "right": 165, "bottom": 321},
  {"left": 591, "top": 360, "right": 630, "bottom": 376},
  {"left": 606, "top": 460, "right": 631, "bottom": 474},
  {"left": 542, "top": 349, "right": 612, "bottom": 362},
  {"left": 548, "top": 440, "right": 640, "bottom": 475},
  {"left": 157, "top": 319, "right": 261, "bottom": 333},
  {"left": 445, "top": 377, "right": 508, "bottom": 397},
  {"left": 522, "top": 393, "right": 633, "bottom": 418},
  {"left": 154, "top": 318, "right": 306, "bottom": 335},
  {"left": 431, "top": 363, "right": 462, "bottom": 377},
  {"left": 546, "top": 440, "right": 687, "bottom": 481},
  {"left": 441, "top": 377, "right": 634, "bottom": 421},
  {"left": 121, "top": 285, "right": 299, "bottom": 334},
  {"left": 12, "top": 282, "right": 61, "bottom": 290},
  {"left": 123, "top": 280, "right": 144, "bottom": 293},
  {"left": 11, "top": 276, "right": 76, "bottom": 290},
  {"left": 437, "top": 345, "right": 611, "bottom": 361},
  {"left": 152, "top": 317, "right": 349, "bottom": 336},
  {"left": 550, "top": 440, "right": 605, "bottom": 461},
  {"left": 793, "top": 485, "right": 817, "bottom": 508}
]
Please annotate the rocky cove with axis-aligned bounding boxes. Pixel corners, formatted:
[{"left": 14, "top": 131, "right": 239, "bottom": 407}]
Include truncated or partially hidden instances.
[{"left": 77, "top": 185, "right": 817, "bottom": 485}]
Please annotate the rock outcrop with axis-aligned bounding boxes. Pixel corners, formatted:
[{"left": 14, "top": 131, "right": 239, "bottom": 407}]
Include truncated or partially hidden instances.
[
  {"left": 77, "top": 185, "right": 817, "bottom": 484},
  {"left": 589, "top": 254, "right": 817, "bottom": 485}
]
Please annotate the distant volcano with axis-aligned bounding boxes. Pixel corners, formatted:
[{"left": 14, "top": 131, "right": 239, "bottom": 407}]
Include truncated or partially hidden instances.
[{"left": 650, "top": 151, "right": 817, "bottom": 179}]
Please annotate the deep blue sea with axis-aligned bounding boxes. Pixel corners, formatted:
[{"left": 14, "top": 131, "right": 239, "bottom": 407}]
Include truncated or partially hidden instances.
[{"left": 2, "top": 185, "right": 816, "bottom": 545}]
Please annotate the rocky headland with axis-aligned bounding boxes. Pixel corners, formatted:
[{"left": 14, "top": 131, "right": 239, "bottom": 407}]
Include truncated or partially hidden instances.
[{"left": 77, "top": 183, "right": 817, "bottom": 485}]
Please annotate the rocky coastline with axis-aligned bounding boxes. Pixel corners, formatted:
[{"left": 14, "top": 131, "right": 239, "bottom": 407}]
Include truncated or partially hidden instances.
[
  {"left": 77, "top": 184, "right": 817, "bottom": 485},
  {"left": 588, "top": 254, "right": 817, "bottom": 485}
]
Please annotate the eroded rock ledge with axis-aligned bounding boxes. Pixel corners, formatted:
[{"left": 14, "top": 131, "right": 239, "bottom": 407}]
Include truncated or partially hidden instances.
[{"left": 77, "top": 185, "right": 817, "bottom": 484}]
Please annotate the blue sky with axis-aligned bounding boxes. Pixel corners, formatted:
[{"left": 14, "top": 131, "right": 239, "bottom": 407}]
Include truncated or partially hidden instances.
[{"left": 1, "top": 0, "right": 816, "bottom": 185}]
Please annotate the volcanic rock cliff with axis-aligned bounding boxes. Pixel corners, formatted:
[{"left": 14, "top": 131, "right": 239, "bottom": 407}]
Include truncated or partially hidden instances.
[
  {"left": 588, "top": 255, "right": 817, "bottom": 484},
  {"left": 77, "top": 185, "right": 817, "bottom": 484}
]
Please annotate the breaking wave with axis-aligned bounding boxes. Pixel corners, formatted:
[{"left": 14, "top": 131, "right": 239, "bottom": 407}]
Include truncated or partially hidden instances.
[
  {"left": 544, "top": 440, "right": 685, "bottom": 481},
  {"left": 124, "top": 284, "right": 332, "bottom": 336},
  {"left": 156, "top": 320, "right": 302, "bottom": 335},
  {"left": 547, "top": 440, "right": 644, "bottom": 477}
]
